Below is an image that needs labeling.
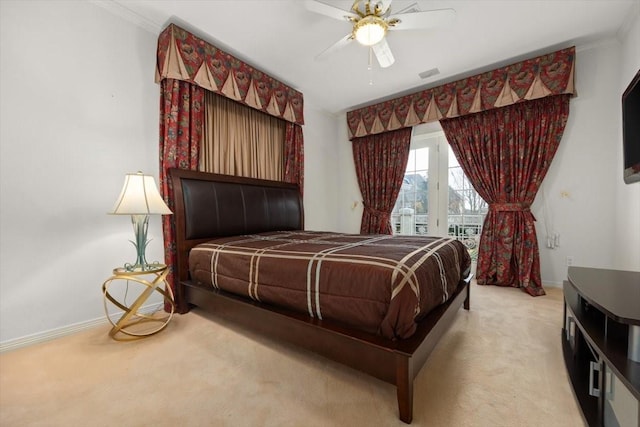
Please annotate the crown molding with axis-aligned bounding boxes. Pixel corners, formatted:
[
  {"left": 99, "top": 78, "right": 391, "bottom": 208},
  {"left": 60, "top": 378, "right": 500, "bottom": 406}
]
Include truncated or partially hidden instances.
[{"left": 89, "top": 0, "right": 161, "bottom": 34}]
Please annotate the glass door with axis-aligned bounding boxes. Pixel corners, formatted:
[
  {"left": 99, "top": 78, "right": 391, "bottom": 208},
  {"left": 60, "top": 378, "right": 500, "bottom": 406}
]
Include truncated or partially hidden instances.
[
  {"left": 392, "top": 126, "right": 487, "bottom": 265},
  {"left": 447, "top": 145, "right": 487, "bottom": 260},
  {"left": 392, "top": 131, "right": 446, "bottom": 236}
]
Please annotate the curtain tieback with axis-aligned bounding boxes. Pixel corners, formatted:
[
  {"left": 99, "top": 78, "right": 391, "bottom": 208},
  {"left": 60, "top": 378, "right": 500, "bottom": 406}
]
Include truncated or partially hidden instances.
[
  {"left": 490, "top": 202, "right": 536, "bottom": 221},
  {"left": 490, "top": 203, "right": 530, "bottom": 212},
  {"left": 363, "top": 205, "right": 390, "bottom": 218}
]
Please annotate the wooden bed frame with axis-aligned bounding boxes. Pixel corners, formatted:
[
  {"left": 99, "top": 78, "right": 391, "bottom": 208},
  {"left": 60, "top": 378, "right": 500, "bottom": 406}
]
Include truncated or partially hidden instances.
[{"left": 169, "top": 168, "right": 471, "bottom": 424}]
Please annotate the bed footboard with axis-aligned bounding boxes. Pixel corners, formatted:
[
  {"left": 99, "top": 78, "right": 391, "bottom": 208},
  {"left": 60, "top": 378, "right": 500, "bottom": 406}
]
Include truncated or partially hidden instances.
[{"left": 183, "top": 277, "right": 470, "bottom": 424}]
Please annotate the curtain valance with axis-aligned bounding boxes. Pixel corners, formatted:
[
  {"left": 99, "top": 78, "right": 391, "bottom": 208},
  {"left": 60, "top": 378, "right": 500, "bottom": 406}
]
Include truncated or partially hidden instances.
[
  {"left": 346, "top": 46, "right": 575, "bottom": 139},
  {"left": 156, "top": 24, "right": 304, "bottom": 125}
]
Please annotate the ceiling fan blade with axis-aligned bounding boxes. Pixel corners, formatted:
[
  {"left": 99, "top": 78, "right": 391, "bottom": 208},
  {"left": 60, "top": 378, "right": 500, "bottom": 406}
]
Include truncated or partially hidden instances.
[
  {"left": 389, "top": 8, "right": 456, "bottom": 30},
  {"left": 315, "top": 34, "right": 353, "bottom": 61},
  {"left": 393, "top": 2, "right": 418, "bottom": 15},
  {"left": 304, "top": 0, "right": 358, "bottom": 21},
  {"left": 372, "top": 38, "right": 395, "bottom": 68},
  {"left": 380, "top": 0, "right": 393, "bottom": 15}
]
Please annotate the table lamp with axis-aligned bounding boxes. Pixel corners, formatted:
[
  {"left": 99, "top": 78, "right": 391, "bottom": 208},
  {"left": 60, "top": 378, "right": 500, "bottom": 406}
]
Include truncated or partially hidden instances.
[{"left": 109, "top": 171, "right": 172, "bottom": 271}]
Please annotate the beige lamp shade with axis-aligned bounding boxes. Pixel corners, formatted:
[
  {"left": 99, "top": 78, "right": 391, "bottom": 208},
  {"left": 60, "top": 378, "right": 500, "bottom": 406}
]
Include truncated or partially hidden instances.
[{"left": 110, "top": 172, "right": 172, "bottom": 215}]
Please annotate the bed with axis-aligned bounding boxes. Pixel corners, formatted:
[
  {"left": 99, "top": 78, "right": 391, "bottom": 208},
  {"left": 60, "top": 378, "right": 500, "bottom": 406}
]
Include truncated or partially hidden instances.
[{"left": 169, "top": 168, "right": 472, "bottom": 424}]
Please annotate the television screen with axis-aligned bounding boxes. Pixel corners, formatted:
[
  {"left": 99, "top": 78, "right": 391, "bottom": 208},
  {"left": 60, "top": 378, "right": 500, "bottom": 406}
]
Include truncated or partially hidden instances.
[{"left": 622, "top": 69, "right": 640, "bottom": 184}]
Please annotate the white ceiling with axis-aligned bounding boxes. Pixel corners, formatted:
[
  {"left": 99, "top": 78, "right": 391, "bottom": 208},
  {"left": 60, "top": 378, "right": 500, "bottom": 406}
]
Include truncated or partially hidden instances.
[{"left": 111, "top": 0, "right": 638, "bottom": 115}]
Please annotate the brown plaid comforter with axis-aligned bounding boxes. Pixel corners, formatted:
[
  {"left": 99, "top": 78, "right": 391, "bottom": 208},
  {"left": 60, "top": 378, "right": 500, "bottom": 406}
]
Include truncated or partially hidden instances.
[{"left": 189, "top": 231, "right": 471, "bottom": 339}]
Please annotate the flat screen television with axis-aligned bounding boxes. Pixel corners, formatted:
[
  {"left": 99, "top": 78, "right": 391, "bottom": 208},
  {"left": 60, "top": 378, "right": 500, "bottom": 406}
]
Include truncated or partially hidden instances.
[{"left": 622, "top": 69, "right": 640, "bottom": 184}]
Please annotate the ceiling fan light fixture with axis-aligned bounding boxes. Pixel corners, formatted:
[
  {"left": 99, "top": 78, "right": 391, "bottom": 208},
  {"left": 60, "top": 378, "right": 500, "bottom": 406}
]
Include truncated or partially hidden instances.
[{"left": 353, "top": 16, "right": 387, "bottom": 46}]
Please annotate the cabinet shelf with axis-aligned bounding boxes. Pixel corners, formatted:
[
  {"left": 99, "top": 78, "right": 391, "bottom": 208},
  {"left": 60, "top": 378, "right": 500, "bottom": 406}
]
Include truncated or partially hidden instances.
[
  {"left": 562, "top": 329, "right": 600, "bottom": 426},
  {"left": 562, "top": 267, "right": 640, "bottom": 427}
]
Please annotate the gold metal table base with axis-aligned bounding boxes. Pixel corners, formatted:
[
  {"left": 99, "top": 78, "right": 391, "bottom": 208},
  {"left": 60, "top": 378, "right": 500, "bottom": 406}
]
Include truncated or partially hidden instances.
[{"left": 102, "top": 264, "right": 175, "bottom": 340}]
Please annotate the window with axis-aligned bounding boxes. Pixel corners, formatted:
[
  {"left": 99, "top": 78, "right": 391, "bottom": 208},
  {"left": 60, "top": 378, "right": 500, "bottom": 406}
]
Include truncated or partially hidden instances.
[
  {"left": 392, "top": 126, "right": 486, "bottom": 261},
  {"left": 391, "top": 133, "right": 439, "bottom": 235},
  {"left": 447, "top": 146, "right": 487, "bottom": 260}
]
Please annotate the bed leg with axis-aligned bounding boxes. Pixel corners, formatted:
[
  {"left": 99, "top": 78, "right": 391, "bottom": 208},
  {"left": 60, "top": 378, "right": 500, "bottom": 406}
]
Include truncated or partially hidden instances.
[
  {"left": 396, "top": 355, "right": 414, "bottom": 424},
  {"left": 464, "top": 280, "right": 471, "bottom": 311},
  {"left": 175, "top": 283, "right": 190, "bottom": 314}
]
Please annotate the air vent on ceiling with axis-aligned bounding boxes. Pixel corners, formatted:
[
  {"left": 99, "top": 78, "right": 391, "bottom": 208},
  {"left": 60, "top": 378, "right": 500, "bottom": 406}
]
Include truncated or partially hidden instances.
[{"left": 418, "top": 68, "right": 440, "bottom": 79}]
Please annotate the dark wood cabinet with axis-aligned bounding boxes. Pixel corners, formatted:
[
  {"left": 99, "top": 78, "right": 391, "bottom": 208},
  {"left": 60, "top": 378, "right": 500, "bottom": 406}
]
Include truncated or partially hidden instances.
[{"left": 562, "top": 267, "right": 640, "bottom": 427}]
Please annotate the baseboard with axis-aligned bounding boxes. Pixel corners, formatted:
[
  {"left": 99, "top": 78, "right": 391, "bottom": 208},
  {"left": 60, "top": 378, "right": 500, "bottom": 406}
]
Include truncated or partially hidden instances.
[
  {"left": 543, "top": 280, "right": 564, "bottom": 288},
  {"left": 0, "top": 302, "right": 164, "bottom": 353}
]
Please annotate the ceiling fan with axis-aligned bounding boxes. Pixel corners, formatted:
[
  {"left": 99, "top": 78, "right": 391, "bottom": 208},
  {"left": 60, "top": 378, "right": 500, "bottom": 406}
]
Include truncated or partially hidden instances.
[{"left": 305, "top": 0, "right": 456, "bottom": 68}]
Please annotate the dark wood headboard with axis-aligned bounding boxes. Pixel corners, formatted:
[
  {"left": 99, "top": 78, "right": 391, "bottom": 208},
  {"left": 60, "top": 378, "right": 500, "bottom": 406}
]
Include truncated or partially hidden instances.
[{"left": 169, "top": 168, "right": 304, "bottom": 289}]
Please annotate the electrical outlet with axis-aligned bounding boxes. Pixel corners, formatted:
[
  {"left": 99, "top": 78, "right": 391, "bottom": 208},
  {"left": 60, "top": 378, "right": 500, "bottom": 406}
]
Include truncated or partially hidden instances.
[{"left": 566, "top": 256, "right": 574, "bottom": 266}]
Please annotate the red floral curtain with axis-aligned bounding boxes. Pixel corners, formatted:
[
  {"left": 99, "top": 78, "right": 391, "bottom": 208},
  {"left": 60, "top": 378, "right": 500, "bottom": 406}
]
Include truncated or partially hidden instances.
[
  {"left": 352, "top": 128, "right": 412, "bottom": 234},
  {"left": 159, "top": 78, "right": 204, "bottom": 310},
  {"left": 440, "top": 94, "right": 571, "bottom": 296},
  {"left": 284, "top": 122, "right": 304, "bottom": 195}
]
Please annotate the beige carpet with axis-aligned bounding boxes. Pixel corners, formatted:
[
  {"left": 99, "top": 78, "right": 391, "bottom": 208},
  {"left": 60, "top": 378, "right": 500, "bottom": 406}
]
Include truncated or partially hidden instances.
[{"left": 0, "top": 283, "right": 584, "bottom": 427}]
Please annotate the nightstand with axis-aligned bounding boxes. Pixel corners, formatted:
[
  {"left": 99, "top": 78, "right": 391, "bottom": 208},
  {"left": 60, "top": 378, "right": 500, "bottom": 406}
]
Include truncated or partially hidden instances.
[{"left": 102, "top": 264, "right": 175, "bottom": 340}]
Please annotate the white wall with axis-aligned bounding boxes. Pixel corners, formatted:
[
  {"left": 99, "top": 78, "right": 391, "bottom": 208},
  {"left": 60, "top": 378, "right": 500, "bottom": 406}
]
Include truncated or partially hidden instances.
[
  {"left": 302, "top": 103, "right": 341, "bottom": 231},
  {"left": 335, "top": 117, "right": 364, "bottom": 233},
  {"left": 0, "top": 0, "right": 162, "bottom": 344}
]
